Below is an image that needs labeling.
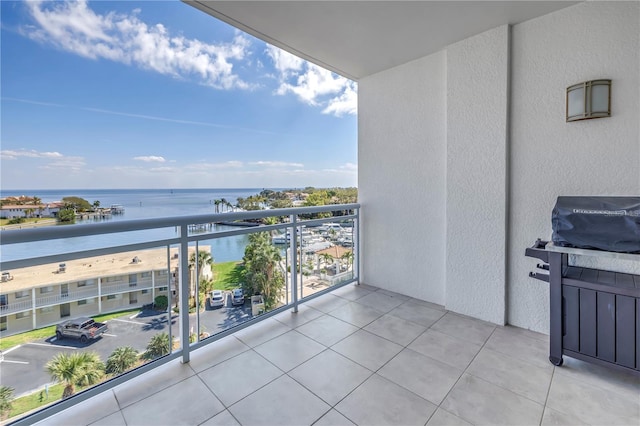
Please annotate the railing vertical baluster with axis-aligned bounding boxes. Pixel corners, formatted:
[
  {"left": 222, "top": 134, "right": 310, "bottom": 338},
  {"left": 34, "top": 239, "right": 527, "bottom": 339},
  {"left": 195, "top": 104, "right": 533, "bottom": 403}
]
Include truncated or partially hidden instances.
[
  {"left": 179, "top": 225, "right": 190, "bottom": 363},
  {"left": 166, "top": 245, "right": 172, "bottom": 357},
  {"left": 355, "top": 207, "right": 360, "bottom": 284},
  {"left": 291, "top": 214, "right": 298, "bottom": 313},
  {"left": 195, "top": 240, "right": 200, "bottom": 343}
]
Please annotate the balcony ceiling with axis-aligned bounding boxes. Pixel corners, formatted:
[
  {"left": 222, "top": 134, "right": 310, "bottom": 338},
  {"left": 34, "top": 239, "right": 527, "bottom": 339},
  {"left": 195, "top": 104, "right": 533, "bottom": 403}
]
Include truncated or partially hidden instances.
[{"left": 185, "top": 1, "right": 578, "bottom": 80}]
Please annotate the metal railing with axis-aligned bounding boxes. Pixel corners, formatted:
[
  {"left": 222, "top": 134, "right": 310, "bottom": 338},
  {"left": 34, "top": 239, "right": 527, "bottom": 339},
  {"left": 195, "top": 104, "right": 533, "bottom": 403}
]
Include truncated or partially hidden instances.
[
  {"left": 36, "top": 288, "right": 100, "bottom": 308},
  {"left": 0, "top": 203, "right": 360, "bottom": 425}
]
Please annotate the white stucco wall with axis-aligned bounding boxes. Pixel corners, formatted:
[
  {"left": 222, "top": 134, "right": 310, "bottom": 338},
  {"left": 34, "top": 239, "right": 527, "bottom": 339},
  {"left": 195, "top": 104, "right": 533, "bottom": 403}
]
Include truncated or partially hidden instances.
[
  {"left": 359, "top": 51, "right": 447, "bottom": 304},
  {"left": 508, "top": 1, "right": 640, "bottom": 332},
  {"left": 445, "top": 25, "right": 510, "bottom": 325},
  {"left": 357, "top": 1, "right": 638, "bottom": 331}
]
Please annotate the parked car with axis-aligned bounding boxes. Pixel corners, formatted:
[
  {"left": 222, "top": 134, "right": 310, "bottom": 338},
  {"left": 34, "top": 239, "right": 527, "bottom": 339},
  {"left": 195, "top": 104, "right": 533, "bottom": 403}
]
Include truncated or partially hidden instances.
[
  {"left": 210, "top": 290, "right": 225, "bottom": 308},
  {"left": 231, "top": 288, "right": 245, "bottom": 306},
  {"left": 55, "top": 317, "right": 108, "bottom": 343}
]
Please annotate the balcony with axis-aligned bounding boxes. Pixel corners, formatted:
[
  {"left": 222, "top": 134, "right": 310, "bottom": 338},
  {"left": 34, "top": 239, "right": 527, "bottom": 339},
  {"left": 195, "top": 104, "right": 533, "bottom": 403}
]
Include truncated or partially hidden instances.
[
  {"left": 0, "top": 205, "right": 361, "bottom": 424},
  {"left": 26, "top": 286, "right": 640, "bottom": 426},
  {"left": 1, "top": 205, "right": 638, "bottom": 425}
]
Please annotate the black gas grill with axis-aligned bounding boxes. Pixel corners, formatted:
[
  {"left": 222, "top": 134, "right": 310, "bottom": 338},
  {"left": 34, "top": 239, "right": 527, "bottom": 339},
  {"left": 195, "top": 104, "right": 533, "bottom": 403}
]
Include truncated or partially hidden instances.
[{"left": 526, "top": 196, "right": 640, "bottom": 376}]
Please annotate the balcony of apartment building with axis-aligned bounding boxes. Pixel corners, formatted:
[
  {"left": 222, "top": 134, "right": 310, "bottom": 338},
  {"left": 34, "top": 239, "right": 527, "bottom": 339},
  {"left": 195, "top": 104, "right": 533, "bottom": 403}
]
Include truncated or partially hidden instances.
[{"left": 1, "top": 1, "right": 639, "bottom": 425}]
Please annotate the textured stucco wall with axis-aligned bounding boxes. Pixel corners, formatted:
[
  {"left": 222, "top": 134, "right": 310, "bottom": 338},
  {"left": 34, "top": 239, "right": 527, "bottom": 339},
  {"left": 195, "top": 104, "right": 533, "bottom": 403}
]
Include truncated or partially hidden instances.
[
  {"left": 445, "top": 26, "right": 509, "bottom": 325},
  {"left": 359, "top": 52, "right": 447, "bottom": 304},
  {"left": 508, "top": 1, "right": 640, "bottom": 332}
]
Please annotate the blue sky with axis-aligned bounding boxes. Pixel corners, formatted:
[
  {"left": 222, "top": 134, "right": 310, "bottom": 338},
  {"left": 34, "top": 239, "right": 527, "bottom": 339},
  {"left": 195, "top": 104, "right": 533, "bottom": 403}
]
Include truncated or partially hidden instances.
[{"left": 0, "top": 0, "right": 357, "bottom": 190}]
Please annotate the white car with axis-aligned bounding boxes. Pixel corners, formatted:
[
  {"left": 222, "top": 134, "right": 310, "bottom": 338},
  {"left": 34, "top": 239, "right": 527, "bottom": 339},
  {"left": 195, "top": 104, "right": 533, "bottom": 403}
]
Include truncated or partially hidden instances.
[
  {"left": 210, "top": 290, "right": 225, "bottom": 308},
  {"left": 231, "top": 288, "right": 245, "bottom": 306}
]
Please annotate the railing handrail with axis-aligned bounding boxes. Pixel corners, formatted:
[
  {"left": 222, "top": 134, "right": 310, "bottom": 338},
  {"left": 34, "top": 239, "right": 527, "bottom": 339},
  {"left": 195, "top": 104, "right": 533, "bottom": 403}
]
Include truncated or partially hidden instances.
[{"left": 0, "top": 204, "right": 360, "bottom": 245}]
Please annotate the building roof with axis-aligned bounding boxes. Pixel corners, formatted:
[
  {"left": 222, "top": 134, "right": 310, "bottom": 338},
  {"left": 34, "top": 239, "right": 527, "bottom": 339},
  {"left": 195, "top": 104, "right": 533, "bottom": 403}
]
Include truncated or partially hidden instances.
[{"left": 1, "top": 246, "right": 208, "bottom": 293}]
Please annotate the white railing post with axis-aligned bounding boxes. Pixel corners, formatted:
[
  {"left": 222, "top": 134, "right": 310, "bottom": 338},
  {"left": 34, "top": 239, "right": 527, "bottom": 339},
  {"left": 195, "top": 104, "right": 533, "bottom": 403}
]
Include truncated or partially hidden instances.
[
  {"left": 290, "top": 214, "right": 298, "bottom": 313},
  {"left": 179, "top": 225, "right": 190, "bottom": 363},
  {"left": 355, "top": 207, "right": 360, "bottom": 284}
]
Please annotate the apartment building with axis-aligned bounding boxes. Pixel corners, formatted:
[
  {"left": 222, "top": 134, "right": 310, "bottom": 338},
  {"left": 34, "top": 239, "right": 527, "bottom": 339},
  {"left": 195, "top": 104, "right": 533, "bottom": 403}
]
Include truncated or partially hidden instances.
[{"left": 0, "top": 246, "right": 209, "bottom": 335}]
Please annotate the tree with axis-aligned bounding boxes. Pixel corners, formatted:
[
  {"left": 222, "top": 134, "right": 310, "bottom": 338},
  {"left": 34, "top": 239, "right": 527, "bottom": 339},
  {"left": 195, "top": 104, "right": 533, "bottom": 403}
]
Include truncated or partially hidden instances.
[
  {"left": 62, "top": 196, "right": 92, "bottom": 212},
  {"left": 319, "top": 253, "right": 334, "bottom": 274},
  {"left": 220, "top": 198, "right": 228, "bottom": 212},
  {"left": 189, "top": 250, "right": 214, "bottom": 303},
  {"left": 341, "top": 250, "right": 354, "bottom": 270},
  {"left": 145, "top": 332, "right": 170, "bottom": 359},
  {"left": 106, "top": 346, "right": 139, "bottom": 375},
  {"left": 243, "top": 232, "right": 284, "bottom": 309},
  {"left": 24, "top": 208, "right": 35, "bottom": 218},
  {"left": 0, "top": 386, "right": 13, "bottom": 420},
  {"left": 92, "top": 200, "right": 101, "bottom": 211},
  {"left": 46, "top": 352, "right": 104, "bottom": 399},
  {"left": 214, "top": 199, "right": 221, "bottom": 213},
  {"left": 57, "top": 208, "right": 76, "bottom": 224}
]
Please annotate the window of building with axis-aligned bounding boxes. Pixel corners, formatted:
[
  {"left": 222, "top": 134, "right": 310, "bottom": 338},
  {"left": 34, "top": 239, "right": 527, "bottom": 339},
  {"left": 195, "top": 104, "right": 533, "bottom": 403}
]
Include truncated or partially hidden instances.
[
  {"left": 157, "top": 270, "right": 168, "bottom": 276},
  {"left": 0, "top": 294, "right": 7, "bottom": 309},
  {"left": 0, "top": 316, "right": 7, "bottom": 331},
  {"left": 77, "top": 281, "right": 86, "bottom": 288},
  {"left": 78, "top": 299, "right": 87, "bottom": 306},
  {"left": 158, "top": 287, "right": 168, "bottom": 292},
  {"left": 40, "top": 306, "right": 55, "bottom": 314},
  {"left": 39, "top": 286, "right": 54, "bottom": 294},
  {"left": 15, "top": 311, "right": 29, "bottom": 319},
  {"left": 106, "top": 294, "right": 120, "bottom": 300},
  {"left": 15, "top": 290, "right": 30, "bottom": 299},
  {"left": 141, "top": 289, "right": 149, "bottom": 294},
  {"left": 141, "top": 271, "right": 151, "bottom": 278}
]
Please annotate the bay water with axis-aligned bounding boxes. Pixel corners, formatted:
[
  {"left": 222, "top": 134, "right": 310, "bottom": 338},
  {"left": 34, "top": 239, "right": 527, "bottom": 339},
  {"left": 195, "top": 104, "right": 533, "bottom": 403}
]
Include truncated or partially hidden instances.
[{"left": 1, "top": 188, "right": 270, "bottom": 263}]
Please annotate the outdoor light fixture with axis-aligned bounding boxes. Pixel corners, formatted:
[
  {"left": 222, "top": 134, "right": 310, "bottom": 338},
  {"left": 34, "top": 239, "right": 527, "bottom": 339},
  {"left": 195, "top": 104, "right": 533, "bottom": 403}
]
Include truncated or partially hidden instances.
[{"left": 566, "top": 79, "right": 611, "bottom": 122}]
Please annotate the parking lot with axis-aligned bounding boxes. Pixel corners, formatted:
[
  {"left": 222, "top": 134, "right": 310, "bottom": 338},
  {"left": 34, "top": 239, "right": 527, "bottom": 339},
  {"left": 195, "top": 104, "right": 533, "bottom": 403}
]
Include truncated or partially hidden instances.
[{"left": 0, "top": 294, "right": 252, "bottom": 396}]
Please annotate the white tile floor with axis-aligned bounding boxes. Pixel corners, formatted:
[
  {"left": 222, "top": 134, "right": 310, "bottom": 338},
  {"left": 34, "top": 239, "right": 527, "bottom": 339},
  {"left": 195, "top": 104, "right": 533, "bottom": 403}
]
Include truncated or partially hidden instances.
[{"left": 35, "top": 284, "right": 640, "bottom": 426}]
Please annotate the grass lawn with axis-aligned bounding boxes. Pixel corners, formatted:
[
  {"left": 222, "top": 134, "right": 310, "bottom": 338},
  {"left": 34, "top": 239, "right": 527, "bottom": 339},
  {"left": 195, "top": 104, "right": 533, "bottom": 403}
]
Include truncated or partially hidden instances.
[
  {"left": 0, "top": 309, "right": 140, "bottom": 351},
  {"left": 0, "top": 217, "right": 56, "bottom": 227},
  {"left": 212, "top": 261, "right": 245, "bottom": 290},
  {"left": 8, "top": 383, "right": 68, "bottom": 418}
]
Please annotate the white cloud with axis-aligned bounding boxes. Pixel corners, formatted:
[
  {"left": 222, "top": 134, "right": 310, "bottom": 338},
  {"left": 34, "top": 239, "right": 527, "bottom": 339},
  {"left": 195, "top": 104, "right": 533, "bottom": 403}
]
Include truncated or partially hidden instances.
[
  {"left": 340, "top": 162, "right": 358, "bottom": 171},
  {"left": 23, "top": 0, "right": 251, "bottom": 89},
  {"left": 134, "top": 155, "right": 166, "bottom": 163},
  {"left": 265, "top": 45, "right": 357, "bottom": 117},
  {"left": 185, "top": 160, "right": 244, "bottom": 171},
  {"left": 1, "top": 149, "right": 64, "bottom": 160},
  {"left": 249, "top": 160, "right": 304, "bottom": 168},
  {"left": 266, "top": 45, "right": 303, "bottom": 75}
]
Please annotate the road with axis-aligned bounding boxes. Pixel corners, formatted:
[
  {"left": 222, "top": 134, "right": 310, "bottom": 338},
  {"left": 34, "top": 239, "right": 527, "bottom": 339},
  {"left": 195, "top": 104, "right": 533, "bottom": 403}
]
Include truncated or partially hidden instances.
[{"left": 0, "top": 294, "right": 252, "bottom": 396}]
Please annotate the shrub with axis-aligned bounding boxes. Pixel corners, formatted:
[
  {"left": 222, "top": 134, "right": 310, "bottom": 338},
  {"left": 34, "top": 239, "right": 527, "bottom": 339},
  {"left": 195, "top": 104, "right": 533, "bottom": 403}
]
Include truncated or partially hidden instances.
[
  {"left": 144, "top": 333, "right": 170, "bottom": 360},
  {"left": 105, "top": 346, "right": 139, "bottom": 375},
  {"left": 154, "top": 295, "right": 168, "bottom": 311}
]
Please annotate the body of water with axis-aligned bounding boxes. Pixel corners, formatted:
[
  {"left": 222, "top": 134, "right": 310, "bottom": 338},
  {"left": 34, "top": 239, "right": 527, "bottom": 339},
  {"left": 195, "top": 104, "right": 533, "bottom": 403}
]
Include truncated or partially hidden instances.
[{"left": 1, "top": 188, "right": 271, "bottom": 263}]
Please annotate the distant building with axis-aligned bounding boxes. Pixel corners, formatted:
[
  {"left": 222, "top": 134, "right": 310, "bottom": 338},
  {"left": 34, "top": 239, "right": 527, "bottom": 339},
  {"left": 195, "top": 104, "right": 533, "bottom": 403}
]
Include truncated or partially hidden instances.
[{"left": 0, "top": 202, "right": 64, "bottom": 219}]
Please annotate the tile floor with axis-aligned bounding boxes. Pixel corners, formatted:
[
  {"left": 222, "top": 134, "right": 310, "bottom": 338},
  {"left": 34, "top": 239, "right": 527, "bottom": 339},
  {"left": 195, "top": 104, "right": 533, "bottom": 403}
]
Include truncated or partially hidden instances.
[{"left": 35, "top": 284, "right": 640, "bottom": 426}]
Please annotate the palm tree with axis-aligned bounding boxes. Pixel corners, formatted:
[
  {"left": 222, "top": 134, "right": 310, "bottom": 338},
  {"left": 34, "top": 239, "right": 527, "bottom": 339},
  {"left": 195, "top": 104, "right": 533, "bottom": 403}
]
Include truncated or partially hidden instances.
[
  {"left": 341, "top": 251, "right": 354, "bottom": 271},
  {"left": 213, "top": 199, "right": 221, "bottom": 213},
  {"left": 46, "top": 352, "right": 104, "bottom": 399},
  {"left": 319, "top": 253, "right": 334, "bottom": 274},
  {"left": 220, "top": 198, "right": 228, "bottom": 212},
  {"left": 243, "top": 232, "right": 284, "bottom": 309},
  {"left": 145, "top": 333, "right": 170, "bottom": 359},
  {"left": 105, "top": 346, "right": 139, "bottom": 375},
  {"left": 0, "top": 386, "right": 14, "bottom": 420},
  {"left": 189, "top": 250, "right": 214, "bottom": 300}
]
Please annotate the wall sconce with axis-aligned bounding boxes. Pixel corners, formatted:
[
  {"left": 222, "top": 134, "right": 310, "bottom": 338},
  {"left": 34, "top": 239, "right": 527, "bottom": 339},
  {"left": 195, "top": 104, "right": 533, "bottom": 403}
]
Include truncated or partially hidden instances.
[{"left": 566, "top": 79, "right": 611, "bottom": 122}]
